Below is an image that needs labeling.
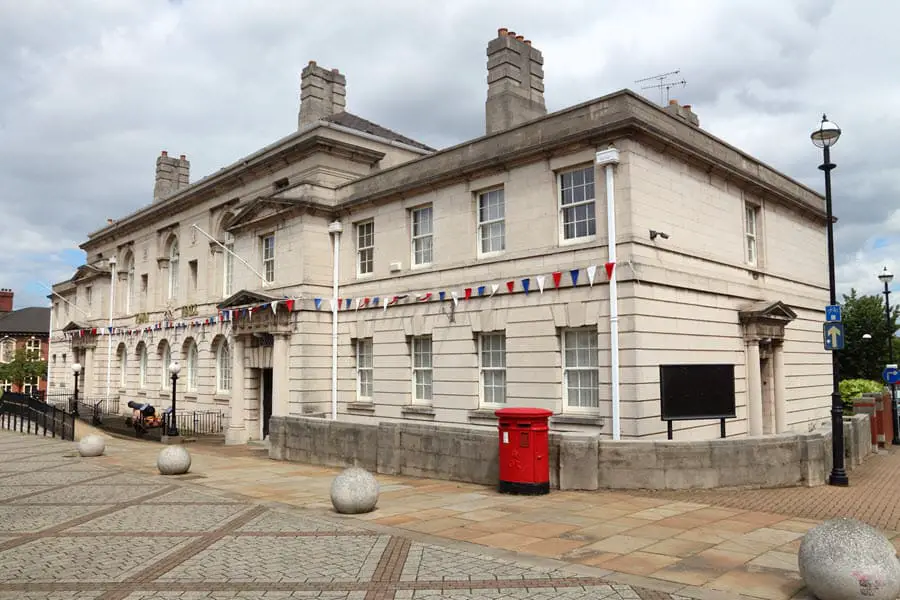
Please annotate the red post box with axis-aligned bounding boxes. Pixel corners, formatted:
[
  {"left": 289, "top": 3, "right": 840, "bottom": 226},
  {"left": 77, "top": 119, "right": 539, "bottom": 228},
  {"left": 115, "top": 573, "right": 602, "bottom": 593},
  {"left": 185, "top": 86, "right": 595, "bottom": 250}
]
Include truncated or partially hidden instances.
[{"left": 495, "top": 407, "right": 553, "bottom": 495}]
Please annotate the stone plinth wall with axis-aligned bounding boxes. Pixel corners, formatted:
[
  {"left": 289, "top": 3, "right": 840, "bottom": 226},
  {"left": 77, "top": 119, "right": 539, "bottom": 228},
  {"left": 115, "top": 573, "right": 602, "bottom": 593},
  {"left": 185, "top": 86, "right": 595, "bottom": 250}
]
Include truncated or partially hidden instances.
[{"left": 269, "top": 414, "right": 875, "bottom": 491}]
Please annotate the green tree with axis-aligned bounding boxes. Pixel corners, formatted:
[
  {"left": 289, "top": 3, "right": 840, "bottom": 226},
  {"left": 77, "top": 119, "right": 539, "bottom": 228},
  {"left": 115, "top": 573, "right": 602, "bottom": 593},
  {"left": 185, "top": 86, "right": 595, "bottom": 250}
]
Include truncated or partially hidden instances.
[
  {"left": 0, "top": 348, "right": 47, "bottom": 391},
  {"left": 838, "top": 288, "right": 900, "bottom": 380}
]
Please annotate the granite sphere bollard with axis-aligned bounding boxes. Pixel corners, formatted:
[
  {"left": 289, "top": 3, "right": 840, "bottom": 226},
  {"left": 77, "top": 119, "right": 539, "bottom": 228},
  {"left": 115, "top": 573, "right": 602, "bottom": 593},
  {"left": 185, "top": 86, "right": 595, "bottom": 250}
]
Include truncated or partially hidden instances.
[
  {"left": 330, "top": 467, "right": 379, "bottom": 514},
  {"left": 156, "top": 445, "right": 192, "bottom": 475},
  {"left": 76, "top": 434, "right": 106, "bottom": 457},
  {"left": 798, "top": 517, "right": 900, "bottom": 600}
]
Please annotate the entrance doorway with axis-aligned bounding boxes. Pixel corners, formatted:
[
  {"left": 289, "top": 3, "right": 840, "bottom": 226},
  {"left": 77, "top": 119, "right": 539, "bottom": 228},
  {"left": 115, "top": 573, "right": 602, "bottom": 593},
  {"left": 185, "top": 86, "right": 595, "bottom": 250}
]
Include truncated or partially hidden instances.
[{"left": 260, "top": 368, "right": 273, "bottom": 439}]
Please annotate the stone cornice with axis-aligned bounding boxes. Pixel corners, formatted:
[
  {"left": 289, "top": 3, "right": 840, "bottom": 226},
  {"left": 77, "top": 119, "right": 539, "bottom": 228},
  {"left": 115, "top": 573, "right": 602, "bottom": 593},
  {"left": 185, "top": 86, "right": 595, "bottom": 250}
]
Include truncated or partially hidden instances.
[
  {"left": 337, "top": 90, "right": 826, "bottom": 221},
  {"left": 82, "top": 134, "right": 386, "bottom": 249}
]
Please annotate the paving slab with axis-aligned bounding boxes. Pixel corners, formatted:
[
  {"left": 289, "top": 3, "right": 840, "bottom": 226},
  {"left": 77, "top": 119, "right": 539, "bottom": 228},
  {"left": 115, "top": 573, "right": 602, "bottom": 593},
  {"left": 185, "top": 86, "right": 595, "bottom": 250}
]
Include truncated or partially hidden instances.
[{"left": 0, "top": 429, "right": 742, "bottom": 600}]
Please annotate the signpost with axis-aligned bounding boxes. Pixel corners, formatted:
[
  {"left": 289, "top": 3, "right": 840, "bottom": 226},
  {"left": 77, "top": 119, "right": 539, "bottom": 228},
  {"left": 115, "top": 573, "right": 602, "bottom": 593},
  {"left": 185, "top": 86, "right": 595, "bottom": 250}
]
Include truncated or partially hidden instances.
[
  {"left": 883, "top": 364, "right": 900, "bottom": 385},
  {"left": 823, "top": 321, "right": 845, "bottom": 351},
  {"left": 825, "top": 304, "right": 842, "bottom": 322}
]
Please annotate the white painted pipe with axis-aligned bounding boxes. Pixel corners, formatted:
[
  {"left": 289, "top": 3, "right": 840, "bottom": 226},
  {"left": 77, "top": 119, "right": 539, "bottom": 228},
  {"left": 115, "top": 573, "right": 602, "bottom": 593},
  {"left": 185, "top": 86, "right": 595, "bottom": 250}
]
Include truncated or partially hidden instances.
[
  {"left": 328, "top": 220, "right": 344, "bottom": 420},
  {"left": 596, "top": 147, "right": 621, "bottom": 440},
  {"left": 106, "top": 257, "right": 116, "bottom": 408}
]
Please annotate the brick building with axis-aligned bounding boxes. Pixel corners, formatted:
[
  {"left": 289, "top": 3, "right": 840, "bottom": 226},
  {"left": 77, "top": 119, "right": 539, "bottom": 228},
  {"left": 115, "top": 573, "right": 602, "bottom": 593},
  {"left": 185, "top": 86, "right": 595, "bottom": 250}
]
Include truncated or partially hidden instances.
[
  {"left": 49, "top": 29, "right": 830, "bottom": 443},
  {"left": 0, "top": 289, "right": 50, "bottom": 395}
]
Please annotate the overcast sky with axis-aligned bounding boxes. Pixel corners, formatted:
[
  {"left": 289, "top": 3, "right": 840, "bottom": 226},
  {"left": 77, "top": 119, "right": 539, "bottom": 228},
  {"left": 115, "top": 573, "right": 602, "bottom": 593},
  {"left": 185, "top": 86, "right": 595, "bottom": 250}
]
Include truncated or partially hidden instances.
[{"left": 1, "top": 0, "right": 898, "bottom": 310}]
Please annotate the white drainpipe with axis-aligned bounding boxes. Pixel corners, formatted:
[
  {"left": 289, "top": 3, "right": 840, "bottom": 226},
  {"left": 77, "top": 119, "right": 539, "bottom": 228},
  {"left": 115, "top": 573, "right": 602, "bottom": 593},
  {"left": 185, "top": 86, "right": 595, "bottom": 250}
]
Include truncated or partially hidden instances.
[
  {"left": 328, "top": 220, "right": 344, "bottom": 420},
  {"left": 106, "top": 256, "right": 117, "bottom": 409},
  {"left": 596, "top": 147, "right": 621, "bottom": 440}
]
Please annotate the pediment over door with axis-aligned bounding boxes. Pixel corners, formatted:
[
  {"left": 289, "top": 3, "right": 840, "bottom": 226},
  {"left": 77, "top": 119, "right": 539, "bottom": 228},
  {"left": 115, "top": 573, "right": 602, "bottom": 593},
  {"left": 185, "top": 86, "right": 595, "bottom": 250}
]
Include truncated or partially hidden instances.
[
  {"left": 226, "top": 197, "right": 299, "bottom": 232},
  {"left": 217, "top": 290, "right": 282, "bottom": 310},
  {"left": 739, "top": 300, "right": 797, "bottom": 341}
]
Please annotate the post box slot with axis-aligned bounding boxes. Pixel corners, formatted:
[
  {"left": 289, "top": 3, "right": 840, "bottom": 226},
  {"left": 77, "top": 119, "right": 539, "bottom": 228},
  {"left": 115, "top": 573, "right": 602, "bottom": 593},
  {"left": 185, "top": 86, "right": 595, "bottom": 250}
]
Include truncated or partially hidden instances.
[
  {"left": 520, "top": 432, "right": 530, "bottom": 447},
  {"left": 516, "top": 423, "right": 531, "bottom": 428}
]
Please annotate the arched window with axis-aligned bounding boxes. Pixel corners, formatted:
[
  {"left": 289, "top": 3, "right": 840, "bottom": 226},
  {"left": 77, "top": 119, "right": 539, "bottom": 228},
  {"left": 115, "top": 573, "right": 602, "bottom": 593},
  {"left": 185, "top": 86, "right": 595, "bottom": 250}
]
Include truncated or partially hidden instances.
[
  {"left": 159, "top": 341, "right": 171, "bottom": 388},
  {"left": 117, "top": 344, "right": 128, "bottom": 388},
  {"left": 216, "top": 339, "right": 231, "bottom": 393},
  {"left": 125, "top": 252, "right": 135, "bottom": 314},
  {"left": 137, "top": 343, "right": 148, "bottom": 389},
  {"left": 168, "top": 239, "right": 179, "bottom": 301},
  {"left": 185, "top": 339, "right": 198, "bottom": 392}
]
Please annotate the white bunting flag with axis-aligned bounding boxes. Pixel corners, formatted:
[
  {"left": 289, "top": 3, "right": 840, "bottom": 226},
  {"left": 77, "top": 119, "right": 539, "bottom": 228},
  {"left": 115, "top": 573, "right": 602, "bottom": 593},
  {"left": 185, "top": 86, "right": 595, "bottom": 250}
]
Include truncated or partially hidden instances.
[
  {"left": 451, "top": 291, "right": 459, "bottom": 307},
  {"left": 536, "top": 275, "right": 546, "bottom": 295},
  {"left": 490, "top": 283, "right": 500, "bottom": 297},
  {"left": 271, "top": 301, "right": 278, "bottom": 314},
  {"left": 587, "top": 265, "right": 597, "bottom": 287}
]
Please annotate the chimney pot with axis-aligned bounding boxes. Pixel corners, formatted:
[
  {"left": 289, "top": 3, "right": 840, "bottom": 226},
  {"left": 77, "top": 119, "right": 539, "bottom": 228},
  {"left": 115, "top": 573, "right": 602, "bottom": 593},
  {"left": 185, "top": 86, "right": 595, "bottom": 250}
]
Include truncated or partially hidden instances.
[
  {"left": 515, "top": 35, "right": 524, "bottom": 41},
  {"left": 507, "top": 31, "right": 516, "bottom": 37},
  {"left": 308, "top": 60, "right": 316, "bottom": 66},
  {"left": 179, "top": 154, "right": 186, "bottom": 160},
  {"left": 669, "top": 99, "right": 678, "bottom": 105},
  {"left": 524, "top": 40, "right": 532, "bottom": 45},
  {"left": 498, "top": 27, "right": 508, "bottom": 36},
  {"left": 161, "top": 150, "right": 168, "bottom": 157}
]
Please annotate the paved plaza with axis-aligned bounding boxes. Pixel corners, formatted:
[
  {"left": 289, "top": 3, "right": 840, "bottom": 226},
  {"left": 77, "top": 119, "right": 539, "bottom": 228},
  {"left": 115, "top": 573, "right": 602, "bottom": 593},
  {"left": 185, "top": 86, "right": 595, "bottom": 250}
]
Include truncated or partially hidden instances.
[
  {"left": 4, "top": 427, "right": 900, "bottom": 600},
  {"left": 0, "top": 429, "right": 722, "bottom": 600}
]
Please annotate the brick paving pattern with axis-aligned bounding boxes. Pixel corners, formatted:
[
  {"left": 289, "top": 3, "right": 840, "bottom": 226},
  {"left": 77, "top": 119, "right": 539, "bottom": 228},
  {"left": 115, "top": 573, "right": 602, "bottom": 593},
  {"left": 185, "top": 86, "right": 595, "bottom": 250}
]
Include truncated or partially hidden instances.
[{"left": 0, "top": 432, "right": 709, "bottom": 600}]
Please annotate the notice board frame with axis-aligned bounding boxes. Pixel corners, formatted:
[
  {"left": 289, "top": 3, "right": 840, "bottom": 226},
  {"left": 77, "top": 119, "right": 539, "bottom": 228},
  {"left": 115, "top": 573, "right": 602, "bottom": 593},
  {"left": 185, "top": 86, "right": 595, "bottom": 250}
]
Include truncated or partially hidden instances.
[{"left": 659, "top": 364, "right": 736, "bottom": 440}]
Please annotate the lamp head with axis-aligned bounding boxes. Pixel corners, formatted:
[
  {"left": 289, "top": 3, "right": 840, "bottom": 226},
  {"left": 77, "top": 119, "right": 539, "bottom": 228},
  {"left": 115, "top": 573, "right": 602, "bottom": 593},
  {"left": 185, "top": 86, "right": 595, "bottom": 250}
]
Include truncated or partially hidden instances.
[
  {"left": 863, "top": 333, "right": 873, "bottom": 340},
  {"left": 168, "top": 361, "right": 181, "bottom": 376},
  {"left": 879, "top": 266, "right": 894, "bottom": 285},
  {"left": 811, "top": 114, "right": 841, "bottom": 148},
  {"left": 71, "top": 362, "right": 81, "bottom": 374}
]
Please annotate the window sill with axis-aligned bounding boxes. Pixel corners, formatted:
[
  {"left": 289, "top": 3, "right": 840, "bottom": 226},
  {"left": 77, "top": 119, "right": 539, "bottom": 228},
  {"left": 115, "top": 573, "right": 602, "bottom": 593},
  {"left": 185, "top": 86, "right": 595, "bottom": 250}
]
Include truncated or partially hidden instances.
[
  {"left": 347, "top": 402, "right": 375, "bottom": 413},
  {"left": 213, "top": 394, "right": 231, "bottom": 404},
  {"left": 559, "top": 235, "right": 597, "bottom": 248},
  {"left": 552, "top": 414, "right": 605, "bottom": 427},
  {"left": 184, "top": 394, "right": 198, "bottom": 400},
  {"left": 136, "top": 390, "right": 147, "bottom": 397},
  {"left": 467, "top": 409, "right": 500, "bottom": 422},
  {"left": 401, "top": 405, "right": 435, "bottom": 420}
]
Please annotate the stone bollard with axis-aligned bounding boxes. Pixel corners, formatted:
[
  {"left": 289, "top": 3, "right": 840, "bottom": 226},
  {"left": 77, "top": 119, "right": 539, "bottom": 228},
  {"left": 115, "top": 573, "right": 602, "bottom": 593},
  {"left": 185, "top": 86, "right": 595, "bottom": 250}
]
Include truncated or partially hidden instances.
[
  {"left": 157, "top": 445, "right": 191, "bottom": 476},
  {"left": 76, "top": 434, "right": 106, "bottom": 457},
  {"left": 798, "top": 517, "right": 900, "bottom": 600},
  {"left": 330, "top": 467, "right": 379, "bottom": 514}
]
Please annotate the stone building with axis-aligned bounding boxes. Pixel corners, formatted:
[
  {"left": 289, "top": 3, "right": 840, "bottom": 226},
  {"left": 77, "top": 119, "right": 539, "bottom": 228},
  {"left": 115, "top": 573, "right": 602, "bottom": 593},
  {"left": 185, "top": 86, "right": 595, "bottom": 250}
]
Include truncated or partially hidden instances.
[{"left": 49, "top": 29, "right": 830, "bottom": 443}]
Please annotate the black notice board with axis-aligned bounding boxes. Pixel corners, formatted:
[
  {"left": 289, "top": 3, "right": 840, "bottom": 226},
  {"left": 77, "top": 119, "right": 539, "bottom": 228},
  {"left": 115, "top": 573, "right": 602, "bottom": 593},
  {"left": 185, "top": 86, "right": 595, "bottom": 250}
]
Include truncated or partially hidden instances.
[{"left": 659, "top": 364, "right": 736, "bottom": 421}]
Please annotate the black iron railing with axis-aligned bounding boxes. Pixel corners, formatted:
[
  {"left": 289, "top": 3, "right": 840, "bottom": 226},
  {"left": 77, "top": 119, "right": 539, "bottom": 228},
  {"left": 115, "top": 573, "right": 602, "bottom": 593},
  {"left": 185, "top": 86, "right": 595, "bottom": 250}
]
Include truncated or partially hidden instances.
[
  {"left": 162, "top": 410, "right": 225, "bottom": 436},
  {"left": 0, "top": 393, "right": 75, "bottom": 441}
]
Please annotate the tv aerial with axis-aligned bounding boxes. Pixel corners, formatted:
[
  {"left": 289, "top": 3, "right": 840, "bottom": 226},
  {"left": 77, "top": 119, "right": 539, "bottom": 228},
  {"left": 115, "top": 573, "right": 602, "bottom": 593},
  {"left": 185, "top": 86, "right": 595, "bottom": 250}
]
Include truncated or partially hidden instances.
[{"left": 635, "top": 70, "right": 687, "bottom": 105}]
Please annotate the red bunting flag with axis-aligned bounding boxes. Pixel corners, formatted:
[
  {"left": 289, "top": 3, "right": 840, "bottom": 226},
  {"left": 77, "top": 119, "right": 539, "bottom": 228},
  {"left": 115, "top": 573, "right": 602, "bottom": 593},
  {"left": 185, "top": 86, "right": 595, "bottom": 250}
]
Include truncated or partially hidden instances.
[
  {"left": 552, "top": 272, "right": 562, "bottom": 288},
  {"left": 605, "top": 262, "right": 616, "bottom": 280},
  {"left": 464, "top": 288, "right": 472, "bottom": 300},
  {"left": 285, "top": 299, "right": 295, "bottom": 312},
  {"left": 506, "top": 281, "right": 515, "bottom": 293}
]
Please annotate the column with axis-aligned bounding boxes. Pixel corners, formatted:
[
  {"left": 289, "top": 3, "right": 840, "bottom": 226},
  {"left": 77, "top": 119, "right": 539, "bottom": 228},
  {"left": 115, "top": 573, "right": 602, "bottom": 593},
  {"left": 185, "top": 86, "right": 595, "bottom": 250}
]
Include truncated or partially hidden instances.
[
  {"left": 746, "top": 341, "right": 763, "bottom": 436},
  {"left": 225, "top": 336, "right": 248, "bottom": 445},
  {"left": 272, "top": 333, "right": 290, "bottom": 417},
  {"left": 773, "top": 342, "right": 787, "bottom": 433},
  {"left": 83, "top": 346, "right": 95, "bottom": 397}
]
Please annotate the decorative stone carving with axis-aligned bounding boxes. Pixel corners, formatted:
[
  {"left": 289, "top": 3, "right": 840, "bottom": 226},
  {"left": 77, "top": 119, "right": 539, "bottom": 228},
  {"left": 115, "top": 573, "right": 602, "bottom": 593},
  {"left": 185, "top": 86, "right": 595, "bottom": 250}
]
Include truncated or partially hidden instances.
[
  {"left": 330, "top": 467, "right": 379, "bottom": 514},
  {"left": 157, "top": 445, "right": 192, "bottom": 475},
  {"left": 77, "top": 435, "right": 106, "bottom": 457},
  {"left": 798, "top": 518, "right": 900, "bottom": 600}
]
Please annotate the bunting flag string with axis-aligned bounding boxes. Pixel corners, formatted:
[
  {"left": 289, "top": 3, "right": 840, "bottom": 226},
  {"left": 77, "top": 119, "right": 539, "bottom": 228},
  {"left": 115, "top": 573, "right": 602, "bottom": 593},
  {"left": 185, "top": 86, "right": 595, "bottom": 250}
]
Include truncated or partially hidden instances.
[{"left": 63, "top": 296, "right": 300, "bottom": 340}]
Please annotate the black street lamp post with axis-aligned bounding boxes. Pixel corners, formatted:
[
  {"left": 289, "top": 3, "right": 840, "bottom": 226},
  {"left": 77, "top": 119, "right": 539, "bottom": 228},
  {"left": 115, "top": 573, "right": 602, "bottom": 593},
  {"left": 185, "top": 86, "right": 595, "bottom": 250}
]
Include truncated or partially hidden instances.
[
  {"left": 878, "top": 267, "right": 900, "bottom": 445},
  {"left": 71, "top": 363, "right": 81, "bottom": 416},
  {"left": 811, "top": 114, "right": 848, "bottom": 487},
  {"left": 167, "top": 361, "right": 181, "bottom": 437}
]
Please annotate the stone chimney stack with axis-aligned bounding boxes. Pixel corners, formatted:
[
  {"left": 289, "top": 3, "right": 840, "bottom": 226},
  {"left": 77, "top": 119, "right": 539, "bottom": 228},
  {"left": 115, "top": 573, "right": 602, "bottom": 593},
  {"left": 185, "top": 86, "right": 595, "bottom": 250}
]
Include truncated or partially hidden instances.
[
  {"left": 485, "top": 28, "right": 547, "bottom": 135},
  {"left": 298, "top": 60, "right": 347, "bottom": 128},
  {"left": 153, "top": 151, "right": 190, "bottom": 202},
  {"left": 0, "top": 288, "right": 13, "bottom": 314},
  {"left": 664, "top": 99, "right": 700, "bottom": 127}
]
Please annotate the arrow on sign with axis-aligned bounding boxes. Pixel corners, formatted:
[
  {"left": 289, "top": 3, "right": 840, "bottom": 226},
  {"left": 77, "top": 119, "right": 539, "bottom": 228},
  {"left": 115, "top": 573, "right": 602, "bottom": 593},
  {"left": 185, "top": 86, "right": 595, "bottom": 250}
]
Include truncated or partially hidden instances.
[{"left": 826, "top": 325, "right": 841, "bottom": 346}]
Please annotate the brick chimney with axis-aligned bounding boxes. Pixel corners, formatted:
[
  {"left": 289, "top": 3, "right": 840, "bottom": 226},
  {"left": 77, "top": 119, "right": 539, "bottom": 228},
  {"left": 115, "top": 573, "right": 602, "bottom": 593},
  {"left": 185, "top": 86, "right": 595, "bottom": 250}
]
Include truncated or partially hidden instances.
[
  {"left": 153, "top": 151, "right": 190, "bottom": 202},
  {"left": 485, "top": 28, "right": 547, "bottom": 135},
  {"left": 0, "top": 288, "right": 13, "bottom": 314},
  {"left": 298, "top": 61, "right": 347, "bottom": 128},
  {"left": 664, "top": 99, "right": 700, "bottom": 127}
]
